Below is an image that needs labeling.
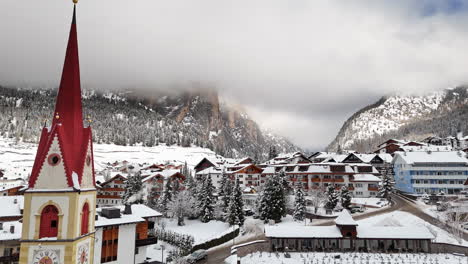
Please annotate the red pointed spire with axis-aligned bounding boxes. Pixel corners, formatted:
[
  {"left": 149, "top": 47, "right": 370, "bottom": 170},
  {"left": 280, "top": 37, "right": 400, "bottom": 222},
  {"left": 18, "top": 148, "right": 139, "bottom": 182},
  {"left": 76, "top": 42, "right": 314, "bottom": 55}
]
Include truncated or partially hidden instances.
[
  {"left": 53, "top": 4, "right": 83, "bottom": 144},
  {"left": 28, "top": 4, "right": 95, "bottom": 189}
]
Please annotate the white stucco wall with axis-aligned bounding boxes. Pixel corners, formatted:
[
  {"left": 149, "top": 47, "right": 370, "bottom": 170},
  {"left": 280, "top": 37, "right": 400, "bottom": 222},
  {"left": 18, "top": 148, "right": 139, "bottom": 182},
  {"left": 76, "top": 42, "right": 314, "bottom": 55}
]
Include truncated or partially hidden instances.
[
  {"left": 117, "top": 224, "right": 136, "bottom": 263},
  {"left": 93, "top": 228, "right": 103, "bottom": 264},
  {"left": 94, "top": 224, "right": 137, "bottom": 264}
]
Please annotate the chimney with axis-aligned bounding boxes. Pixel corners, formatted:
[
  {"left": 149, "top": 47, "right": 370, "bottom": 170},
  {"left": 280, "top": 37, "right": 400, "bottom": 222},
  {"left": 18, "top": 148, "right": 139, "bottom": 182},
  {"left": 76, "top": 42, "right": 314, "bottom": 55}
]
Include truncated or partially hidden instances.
[
  {"left": 123, "top": 204, "right": 132, "bottom": 215},
  {"left": 13, "top": 199, "right": 17, "bottom": 204},
  {"left": 95, "top": 215, "right": 99, "bottom": 221},
  {"left": 0, "top": 223, "right": 3, "bottom": 230},
  {"left": 10, "top": 225, "right": 14, "bottom": 234}
]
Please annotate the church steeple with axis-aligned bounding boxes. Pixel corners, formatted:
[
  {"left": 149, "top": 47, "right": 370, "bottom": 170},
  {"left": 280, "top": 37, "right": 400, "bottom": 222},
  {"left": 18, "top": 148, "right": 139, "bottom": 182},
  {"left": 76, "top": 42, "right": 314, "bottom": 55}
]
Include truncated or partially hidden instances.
[
  {"left": 53, "top": 4, "right": 83, "bottom": 144},
  {"left": 28, "top": 3, "right": 95, "bottom": 189},
  {"left": 20, "top": 3, "right": 97, "bottom": 263}
]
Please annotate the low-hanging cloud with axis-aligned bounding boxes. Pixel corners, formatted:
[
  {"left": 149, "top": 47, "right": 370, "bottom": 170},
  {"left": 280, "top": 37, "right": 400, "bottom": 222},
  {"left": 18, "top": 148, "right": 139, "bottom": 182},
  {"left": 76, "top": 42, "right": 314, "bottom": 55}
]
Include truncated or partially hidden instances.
[{"left": 1, "top": 0, "right": 468, "bottom": 150}]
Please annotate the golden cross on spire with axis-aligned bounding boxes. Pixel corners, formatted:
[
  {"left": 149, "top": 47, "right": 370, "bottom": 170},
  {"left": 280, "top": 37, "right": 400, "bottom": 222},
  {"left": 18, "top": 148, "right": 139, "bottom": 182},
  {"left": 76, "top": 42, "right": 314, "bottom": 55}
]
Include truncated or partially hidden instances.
[{"left": 73, "top": 0, "right": 78, "bottom": 4}]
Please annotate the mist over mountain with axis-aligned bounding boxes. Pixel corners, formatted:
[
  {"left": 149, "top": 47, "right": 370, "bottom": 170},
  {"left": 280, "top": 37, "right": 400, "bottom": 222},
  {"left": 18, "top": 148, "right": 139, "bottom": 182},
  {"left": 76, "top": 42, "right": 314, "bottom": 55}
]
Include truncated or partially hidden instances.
[
  {"left": 0, "top": 85, "right": 300, "bottom": 160},
  {"left": 327, "top": 86, "right": 468, "bottom": 153}
]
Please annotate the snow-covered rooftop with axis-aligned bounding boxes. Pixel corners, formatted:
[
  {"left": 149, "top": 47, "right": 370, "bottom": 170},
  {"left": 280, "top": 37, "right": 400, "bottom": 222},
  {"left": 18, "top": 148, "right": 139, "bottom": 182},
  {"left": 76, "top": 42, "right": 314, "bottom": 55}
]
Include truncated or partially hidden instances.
[
  {"left": 395, "top": 151, "right": 468, "bottom": 165},
  {"left": 262, "top": 163, "right": 356, "bottom": 174},
  {"left": 335, "top": 210, "right": 358, "bottom": 226},
  {"left": 127, "top": 204, "right": 162, "bottom": 218},
  {"left": 96, "top": 204, "right": 161, "bottom": 227},
  {"left": 265, "top": 225, "right": 342, "bottom": 238},
  {"left": 352, "top": 174, "right": 381, "bottom": 182},
  {"left": 196, "top": 166, "right": 222, "bottom": 175},
  {"left": 142, "top": 169, "right": 181, "bottom": 182},
  {"left": 356, "top": 226, "right": 434, "bottom": 240},
  {"left": 95, "top": 213, "right": 144, "bottom": 227}
]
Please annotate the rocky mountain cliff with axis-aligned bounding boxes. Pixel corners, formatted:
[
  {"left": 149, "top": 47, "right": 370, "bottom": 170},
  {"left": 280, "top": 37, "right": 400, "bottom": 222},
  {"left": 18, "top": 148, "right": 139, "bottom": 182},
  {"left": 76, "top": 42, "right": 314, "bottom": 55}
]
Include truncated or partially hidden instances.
[
  {"left": 327, "top": 86, "right": 468, "bottom": 153},
  {"left": 0, "top": 86, "right": 299, "bottom": 160}
]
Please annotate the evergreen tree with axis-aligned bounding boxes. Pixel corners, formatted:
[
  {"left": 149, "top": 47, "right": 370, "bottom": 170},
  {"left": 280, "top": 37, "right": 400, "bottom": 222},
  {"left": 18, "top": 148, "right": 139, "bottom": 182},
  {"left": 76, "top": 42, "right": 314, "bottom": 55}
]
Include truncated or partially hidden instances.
[
  {"left": 340, "top": 186, "right": 352, "bottom": 210},
  {"left": 158, "top": 179, "right": 173, "bottom": 216},
  {"left": 268, "top": 146, "right": 278, "bottom": 160},
  {"left": 181, "top": 161, "right": 190, "bottom": 178},
  {"left": 226, "top": 180, "right": 245, "bottom": 226},
  {"left": 185, "top": 174, "right": 200, "bottom": 219},
  {"left": 122, "top": 173, "right": 143, "bottom": 205},
  {"left": 258, "top": 173, "right": 286, "bottom": 222},
  {"left": 219, "top": 171, "right": 233, "bottom": 212},
  {"left": 379, "top": 174, "right": 394, "bottom": 200},
  {"left": 200, "top": 176, "right": 215, "bottom": 223},
  {"left": 325, "top": 185, "right": 339, "bottom": 210},
  {"left": 171, "top": 177, "right": 181, "bottom": 195},
  {"left": 293, "top": 184, "right": 306, "bottom": 221}
]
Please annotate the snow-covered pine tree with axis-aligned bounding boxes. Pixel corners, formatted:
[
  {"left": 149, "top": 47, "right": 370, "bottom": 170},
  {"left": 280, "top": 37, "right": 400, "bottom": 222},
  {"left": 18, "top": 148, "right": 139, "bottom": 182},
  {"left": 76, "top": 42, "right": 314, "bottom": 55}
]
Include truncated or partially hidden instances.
[
  {"left": 171, "top": 177, "right": 181, "bottom": 195},
  {"left": 122, "top": 173, "right": 144, "bottom": 205},
  {"left": 268, "top": 146, "right": 278, "bottom": 160},
  {"left": 145, "top": 183, "right": 160, "bottom": 209},
  {"left": 219, "top": 171, "right": 233, "bottom": 212},
  {"left": 168, "top": 191, "right": 191, "bottom": 226},
  {"left": 293, "top": 183, "right": 306, "bottom": 221},
  {"left": 200, "top": 176, "right": 215, "bottom": 223},
  {"left": 278, "top": 170, "right": 291, "bottom": 195},
  {"left": 181, "top": 162, "right": 190, "bottom": 178},
  {"left": 257, "top": 173, "right": 286, "bottom": 223},
  {"left": 226, "top": 180, "right": 245, "bottom": 226},
  {"left": 325, "top": 185, "right": 339, "bottom": 210},
  {"left": 379, "top": 174, "right": 394, "bottom": 200},
  {"left": 158, "top": 179, "right": 173, "bottom": 217},
  {"left": 340, "top": 186, "right": 352, "bottom": 210}
]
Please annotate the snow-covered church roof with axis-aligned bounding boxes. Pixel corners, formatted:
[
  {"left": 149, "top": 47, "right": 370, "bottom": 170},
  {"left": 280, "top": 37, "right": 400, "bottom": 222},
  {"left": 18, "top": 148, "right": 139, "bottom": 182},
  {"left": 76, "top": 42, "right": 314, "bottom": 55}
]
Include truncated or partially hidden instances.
[{"left": 334, "top": 210, "right": 358, "bottom": 226}]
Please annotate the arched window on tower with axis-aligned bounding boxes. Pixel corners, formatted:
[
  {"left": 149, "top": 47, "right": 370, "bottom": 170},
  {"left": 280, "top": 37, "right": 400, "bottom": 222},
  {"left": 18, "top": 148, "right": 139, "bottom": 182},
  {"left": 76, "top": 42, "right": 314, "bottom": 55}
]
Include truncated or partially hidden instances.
[
  {"left": 39, "top": 205, "right": 59, "bottom": 238},
  {"left": 81, "top": 202, "right": 90, "bottom": 235}
]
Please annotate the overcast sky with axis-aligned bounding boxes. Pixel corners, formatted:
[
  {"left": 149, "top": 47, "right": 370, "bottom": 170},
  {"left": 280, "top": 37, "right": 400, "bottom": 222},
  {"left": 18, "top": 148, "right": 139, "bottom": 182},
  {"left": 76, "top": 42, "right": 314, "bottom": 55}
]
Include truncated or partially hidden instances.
[{"left": 1, "top": 0, "right": 468, "bottom": 150}]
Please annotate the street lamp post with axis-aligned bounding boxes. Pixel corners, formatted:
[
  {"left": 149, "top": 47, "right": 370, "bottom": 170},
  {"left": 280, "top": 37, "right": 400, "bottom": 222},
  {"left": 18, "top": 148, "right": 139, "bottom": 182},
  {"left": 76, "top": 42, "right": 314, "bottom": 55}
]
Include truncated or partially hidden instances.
[{"left": 161, "top": 245, "right": 165, "bottom": 264}]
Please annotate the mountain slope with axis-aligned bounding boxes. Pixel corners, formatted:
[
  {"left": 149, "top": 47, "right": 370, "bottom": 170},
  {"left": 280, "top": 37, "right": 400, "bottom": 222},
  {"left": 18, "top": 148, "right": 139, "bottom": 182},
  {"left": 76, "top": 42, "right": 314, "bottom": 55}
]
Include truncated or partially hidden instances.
[
  {"left": 0, "top": 86, "right": 300, "bottom": 160},
  {"left": 327, "top": 87, "right": 468, "bottom": 152}
]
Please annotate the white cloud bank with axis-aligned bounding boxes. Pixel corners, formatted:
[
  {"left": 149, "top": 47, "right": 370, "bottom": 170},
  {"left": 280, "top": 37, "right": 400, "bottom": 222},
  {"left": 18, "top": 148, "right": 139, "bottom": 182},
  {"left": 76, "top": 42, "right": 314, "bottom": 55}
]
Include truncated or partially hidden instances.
[{"left": 1, "top": 0, "right": 468, "bottom": 149}]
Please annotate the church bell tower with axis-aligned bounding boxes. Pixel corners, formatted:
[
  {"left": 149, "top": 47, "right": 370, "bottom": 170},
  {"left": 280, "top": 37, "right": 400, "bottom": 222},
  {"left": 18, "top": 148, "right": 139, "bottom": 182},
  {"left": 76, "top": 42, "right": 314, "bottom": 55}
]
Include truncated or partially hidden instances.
[{"left": 19, "top": 2, "right": 96, "bottom": 264}]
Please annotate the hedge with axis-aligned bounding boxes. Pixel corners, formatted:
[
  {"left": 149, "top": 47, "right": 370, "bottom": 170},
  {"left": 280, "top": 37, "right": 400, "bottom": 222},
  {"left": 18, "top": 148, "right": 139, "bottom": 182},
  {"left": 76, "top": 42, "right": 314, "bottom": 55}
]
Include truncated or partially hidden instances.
[{"left": 191, "top": 226, "right": 240, "bottom": 252}]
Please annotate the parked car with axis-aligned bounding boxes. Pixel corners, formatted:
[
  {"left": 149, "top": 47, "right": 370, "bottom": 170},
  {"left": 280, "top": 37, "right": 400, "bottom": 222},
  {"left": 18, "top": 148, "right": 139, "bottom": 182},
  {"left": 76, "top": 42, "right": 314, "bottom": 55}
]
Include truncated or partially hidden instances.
[
  {"left": 244, "top": 208, "right": 255, "bottom": 216},
  {"left": 349, "top": 205, "right": 365, "bottom": 213},
  {"left": 186, "top": 249, "right": 207, "bottom": 263}
]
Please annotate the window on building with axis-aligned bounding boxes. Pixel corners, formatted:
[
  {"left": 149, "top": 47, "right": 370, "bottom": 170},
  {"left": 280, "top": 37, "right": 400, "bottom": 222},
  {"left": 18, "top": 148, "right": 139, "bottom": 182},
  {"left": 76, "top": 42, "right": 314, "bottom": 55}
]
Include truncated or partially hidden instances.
[
  {"left": 101, "top": 226, "right": 119, "bottom": 263},
  {"left": 81, "top": 203, "right": 90, "bottom": 235},
  {"left": 39, "top": 205, "right": 59, "bottom": 238}
]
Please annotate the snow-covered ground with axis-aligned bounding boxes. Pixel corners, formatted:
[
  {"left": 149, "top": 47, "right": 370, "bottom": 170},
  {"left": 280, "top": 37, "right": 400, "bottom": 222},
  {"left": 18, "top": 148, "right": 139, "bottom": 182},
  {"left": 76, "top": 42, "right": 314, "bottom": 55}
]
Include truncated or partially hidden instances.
[
  {"left": 146, "top": 241, "right": 175, "bottom": 263},
  {"left": 161, "top": 218, "right": 232, "bottom": 245},
  {"left": 0, "top": 137, "right": 219, "bottom": 180},
  {"left": 228, "top": 252, "right": 468, "bottom": 264},
  {"left": 357, "top": 211, "right": 468, "bottom": 246}
]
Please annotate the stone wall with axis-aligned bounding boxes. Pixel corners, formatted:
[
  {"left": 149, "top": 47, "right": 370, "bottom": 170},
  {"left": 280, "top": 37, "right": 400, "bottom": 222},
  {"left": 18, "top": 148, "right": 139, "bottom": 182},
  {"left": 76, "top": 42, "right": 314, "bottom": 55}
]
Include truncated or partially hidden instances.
[{"left": 431, "top": 243, "right": 468, "bottom": 255}]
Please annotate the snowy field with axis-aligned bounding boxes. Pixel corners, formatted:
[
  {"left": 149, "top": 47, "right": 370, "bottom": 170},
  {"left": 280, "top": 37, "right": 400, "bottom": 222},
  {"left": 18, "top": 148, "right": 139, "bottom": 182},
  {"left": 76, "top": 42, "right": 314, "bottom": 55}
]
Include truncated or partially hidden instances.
[
  {"left": 161, "top": 218, "right": 232, "bottom": 244},
  {"left": 357, "top": 211, "right": 468, "bottom": 246},
  {"left": 0, "top": 137, "right": 219, "bottom": 179},
  {"left": 229, "top": 252, "right": 468, "bottom": 264}
]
